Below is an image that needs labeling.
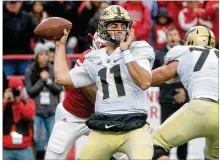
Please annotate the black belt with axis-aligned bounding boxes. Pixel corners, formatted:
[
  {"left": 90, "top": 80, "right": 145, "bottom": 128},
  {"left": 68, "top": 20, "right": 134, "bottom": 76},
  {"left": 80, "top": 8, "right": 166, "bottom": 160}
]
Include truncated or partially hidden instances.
[
  {"left": 195, "top": 97, "right": 218, "bottom": 103},
  {"left": 86, "top": 113, "right": 147, "bottom": 131}
]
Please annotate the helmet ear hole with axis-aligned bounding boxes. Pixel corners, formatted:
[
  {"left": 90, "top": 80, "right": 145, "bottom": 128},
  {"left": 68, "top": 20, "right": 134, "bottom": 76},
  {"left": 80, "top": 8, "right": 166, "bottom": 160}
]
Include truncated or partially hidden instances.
[{"left": 191, "top": 40, "right": 194, "bottom": 45}]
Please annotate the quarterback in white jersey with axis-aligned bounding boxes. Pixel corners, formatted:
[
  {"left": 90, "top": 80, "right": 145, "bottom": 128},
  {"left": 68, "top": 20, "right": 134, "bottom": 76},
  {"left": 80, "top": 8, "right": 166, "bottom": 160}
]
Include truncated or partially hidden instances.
[
  {"left": 53, "top": 5, "right": 155, "bottom": 160},
  {"left": 78, "top": 41, "right": 154, "bottom": 115},
  {"left": 151, "top": 26, "right": 219, "bottom": 160}
]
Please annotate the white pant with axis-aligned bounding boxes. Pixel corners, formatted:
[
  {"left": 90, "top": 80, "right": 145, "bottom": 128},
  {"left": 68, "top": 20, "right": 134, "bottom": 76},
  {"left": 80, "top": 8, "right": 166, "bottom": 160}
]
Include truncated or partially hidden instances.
[{"left": 45, "top": 102, "right": 90, "bottom": 159}]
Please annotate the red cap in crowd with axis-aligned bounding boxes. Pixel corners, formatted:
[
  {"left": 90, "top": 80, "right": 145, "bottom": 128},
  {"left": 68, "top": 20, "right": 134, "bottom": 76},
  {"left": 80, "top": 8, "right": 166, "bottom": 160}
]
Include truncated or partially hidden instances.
[{"left": 8, "top": 79, "right": 23, "bottom": 89}]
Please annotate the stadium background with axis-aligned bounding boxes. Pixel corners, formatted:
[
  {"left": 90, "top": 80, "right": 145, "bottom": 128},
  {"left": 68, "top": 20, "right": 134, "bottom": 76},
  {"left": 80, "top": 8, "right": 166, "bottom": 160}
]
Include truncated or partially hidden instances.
[{"left": 2, "top": 0, "right": 219, "bottom": 160}]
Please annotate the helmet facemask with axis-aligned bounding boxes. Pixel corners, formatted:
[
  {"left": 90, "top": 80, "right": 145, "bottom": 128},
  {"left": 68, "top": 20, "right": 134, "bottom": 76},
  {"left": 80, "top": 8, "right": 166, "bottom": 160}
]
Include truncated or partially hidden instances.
[{"left": 99, "top": 19, "right": 132, "bottom": 45}]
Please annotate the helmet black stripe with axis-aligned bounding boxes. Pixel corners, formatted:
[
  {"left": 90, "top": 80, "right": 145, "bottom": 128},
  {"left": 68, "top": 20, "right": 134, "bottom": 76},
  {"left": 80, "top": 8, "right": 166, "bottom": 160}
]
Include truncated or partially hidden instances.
[
  {"left": 116, "top": 6, "right": 121, "bottom": 16},
  {"left": 207, "top": 28, "right": 211, "bottom": 46}
]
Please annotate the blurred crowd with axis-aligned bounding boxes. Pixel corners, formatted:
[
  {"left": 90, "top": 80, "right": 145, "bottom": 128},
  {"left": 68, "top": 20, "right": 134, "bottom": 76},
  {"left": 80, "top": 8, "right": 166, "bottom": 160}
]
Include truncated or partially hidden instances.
[
  {"left": 2, "top": 0, "right": 219, "bottom": 160},
  {"left": 3, "top": 0, "right": 219, "bottom": 75}
]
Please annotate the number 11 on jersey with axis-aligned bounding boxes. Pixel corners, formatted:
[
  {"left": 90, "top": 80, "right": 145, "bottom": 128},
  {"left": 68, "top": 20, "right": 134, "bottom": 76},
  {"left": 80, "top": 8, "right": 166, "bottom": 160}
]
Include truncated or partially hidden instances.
[{"left": 98, "top": 64, "right": 126, "bottom": 99}]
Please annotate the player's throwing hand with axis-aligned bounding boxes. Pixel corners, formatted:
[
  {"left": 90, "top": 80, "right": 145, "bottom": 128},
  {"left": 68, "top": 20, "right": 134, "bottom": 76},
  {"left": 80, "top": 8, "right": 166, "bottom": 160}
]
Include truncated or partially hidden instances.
[{"left": 56, "top": 29, "right": 70, "bottom": 47}]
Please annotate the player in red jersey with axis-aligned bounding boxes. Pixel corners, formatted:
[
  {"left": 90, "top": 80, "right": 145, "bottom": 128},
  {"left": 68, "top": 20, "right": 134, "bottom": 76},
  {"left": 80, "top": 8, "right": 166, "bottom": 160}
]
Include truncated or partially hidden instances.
[{"left": 45, "top": 33, "right": 105, "bottom": 160}]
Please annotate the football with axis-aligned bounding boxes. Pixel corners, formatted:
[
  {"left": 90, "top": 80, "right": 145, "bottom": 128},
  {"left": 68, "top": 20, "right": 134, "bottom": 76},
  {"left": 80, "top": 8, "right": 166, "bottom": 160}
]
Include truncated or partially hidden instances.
[{"left": 34, "top": 17, "right": 72, "bottom": 40}]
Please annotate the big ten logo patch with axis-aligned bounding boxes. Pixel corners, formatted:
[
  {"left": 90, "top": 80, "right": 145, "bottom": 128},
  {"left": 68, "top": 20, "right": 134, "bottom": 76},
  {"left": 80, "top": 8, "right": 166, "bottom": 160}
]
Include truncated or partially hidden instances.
[{"left": 145, "top": 87, "right": 161, "bottom": 132}]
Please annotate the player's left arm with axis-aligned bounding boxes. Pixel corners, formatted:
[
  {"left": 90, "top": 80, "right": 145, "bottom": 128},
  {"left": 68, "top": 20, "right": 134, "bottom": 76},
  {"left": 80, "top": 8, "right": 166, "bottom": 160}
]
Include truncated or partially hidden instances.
[
  {"left": 120, "top": 28, "right": 152, "bottom": 90},
  {"left": 151, "top": 61, "right": 179, "bottom": 85}
]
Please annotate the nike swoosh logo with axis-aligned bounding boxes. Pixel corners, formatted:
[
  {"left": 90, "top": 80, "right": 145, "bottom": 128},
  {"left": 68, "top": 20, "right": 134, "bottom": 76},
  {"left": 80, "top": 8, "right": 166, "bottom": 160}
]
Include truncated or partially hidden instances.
[
  {"left": 113, "top": 59, "right": 120, "bottom": 63},
  {"left": 105, "top": 125, "right": 115, "bottom": 129}
]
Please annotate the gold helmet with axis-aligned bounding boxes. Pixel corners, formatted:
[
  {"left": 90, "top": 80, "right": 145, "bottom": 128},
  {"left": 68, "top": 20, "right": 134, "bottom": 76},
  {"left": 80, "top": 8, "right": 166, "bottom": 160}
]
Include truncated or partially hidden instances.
[
  {"left": 98, "top": 5, "right": 132, "bottom": 44},
  {"left": 183, "top": 26, "right": 216, "bottom": 48}
]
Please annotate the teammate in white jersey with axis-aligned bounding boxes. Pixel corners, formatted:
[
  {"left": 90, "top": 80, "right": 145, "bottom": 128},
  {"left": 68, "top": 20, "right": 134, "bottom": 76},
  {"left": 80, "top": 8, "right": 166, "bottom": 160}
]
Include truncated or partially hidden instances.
[
  {"left": 151, "top": 26, "right": 219, "bottom": 160},
  {"left": 53, "top": 5, "right": 155, "bottom": 160}
]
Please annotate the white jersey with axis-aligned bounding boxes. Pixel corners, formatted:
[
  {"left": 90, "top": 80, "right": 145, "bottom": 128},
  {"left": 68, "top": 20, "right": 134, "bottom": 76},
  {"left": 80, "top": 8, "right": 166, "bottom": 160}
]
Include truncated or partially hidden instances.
[
  {"left": 165, "top": 45, "right": 219, "bottom": 102},
  {"left": 69, "top": 41, "right": 155, "bottom": 114}
]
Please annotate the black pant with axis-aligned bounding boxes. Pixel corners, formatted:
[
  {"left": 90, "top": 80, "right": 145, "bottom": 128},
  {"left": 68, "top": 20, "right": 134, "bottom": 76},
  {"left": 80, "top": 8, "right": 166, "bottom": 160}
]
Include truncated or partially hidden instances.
[{"left": 160, "top": 103, "right": 188, "bottom": 160}]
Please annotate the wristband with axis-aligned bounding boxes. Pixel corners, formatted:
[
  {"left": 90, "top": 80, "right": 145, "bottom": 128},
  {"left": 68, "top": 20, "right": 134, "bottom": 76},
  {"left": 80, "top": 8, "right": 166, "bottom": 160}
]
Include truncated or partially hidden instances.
[{"left": 122, "top": 50, "right": 134, "bottom": 64}]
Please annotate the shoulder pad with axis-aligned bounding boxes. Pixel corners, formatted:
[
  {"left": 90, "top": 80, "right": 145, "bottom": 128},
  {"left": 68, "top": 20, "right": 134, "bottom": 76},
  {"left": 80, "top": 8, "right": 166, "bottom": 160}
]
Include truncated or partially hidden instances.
[
  {"left": 130, "top": 41, "right": 152, "bottom": 50},
  {"left": 84, "top": 48, "right": 104, "bottom": 60},
  {"left": 130, "top": 41, "right": 155, "bottom": 65},
  {"left": 164, "top": 46, "right": 189, "bottom": 64}
]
